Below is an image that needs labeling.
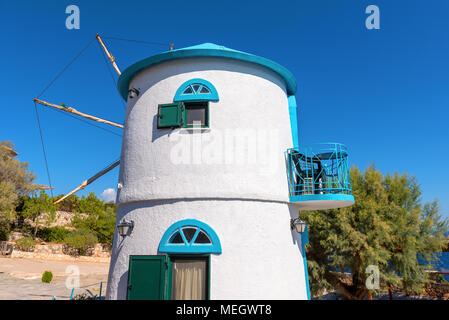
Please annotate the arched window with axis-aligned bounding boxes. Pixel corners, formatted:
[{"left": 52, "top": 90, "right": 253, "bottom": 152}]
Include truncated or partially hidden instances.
[
  {"left": 158, "top": 219, "right": 222, "bottom": 254},
  {"left": 174, "top": 78, "right": 219, "bottom": 102}
]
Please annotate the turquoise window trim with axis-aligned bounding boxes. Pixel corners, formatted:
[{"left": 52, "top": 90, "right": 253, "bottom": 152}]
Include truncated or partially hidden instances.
[
  {"left": 182, "top": 102, "right": 210, "bottom": 128},
  {"left": 174, "top": 78, "right": 219, "bottom": 102},
  {"left": 191, "top": 228, "right": 201, "bottom": 243},
  {"left": 288, "top": 95, "right": 299, "bottom": 148},
  {"left": 300, "top": 225, "right": 311, "bottom": 300},
  {"left": 159, "top": 219, "right": 222, "bottom": 254},
  {"left": 179, "top": 227, "right": 189, "bottom": 244}
]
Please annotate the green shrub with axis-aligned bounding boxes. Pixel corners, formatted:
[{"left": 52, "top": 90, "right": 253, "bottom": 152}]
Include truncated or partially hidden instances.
[
  {"left": 64, "top": 229, "right": 98, "bottom": 256},
  {"left": 52, "top": 194, "right": 80, "bottom": 212},
  {"left": 435, "top": 273, "right": 449, "bottom": 285},
  {"left": 0, "top": 219, "right": 10, "bottom": 241},
  {"left": 15, "top": 237, "right": 36, "bottom": 251},
  {"left": 72, "top": 292, "right": 99, "bottom": 300},
  {"left": 41, "top": 271, "right": 53, "bottom": 283},
  {"left": 72, "top": 195, "right": 116, "bottom": 244},
  {"left": 37, "top": 226, "right": 70, "bottom": 243}
]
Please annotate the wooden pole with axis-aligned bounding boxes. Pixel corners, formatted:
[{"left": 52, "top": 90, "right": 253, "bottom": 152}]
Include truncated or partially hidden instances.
[
  {"left": 96, "top": 34, "right": 121, "bottom": 76},
  {"left": 0, "top": 145, "right": 18, "bottom": 156},
  {"left": 34, "top": 98, "right": 124, "bottom": 129},
  {"left": 53, "top": 160, "right": 120, "bottom": 205}
]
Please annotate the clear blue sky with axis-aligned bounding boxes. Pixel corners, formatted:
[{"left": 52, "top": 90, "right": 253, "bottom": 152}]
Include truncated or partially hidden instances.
[{"left": 1, "top": 1, "right": 448, "bottom": 216}]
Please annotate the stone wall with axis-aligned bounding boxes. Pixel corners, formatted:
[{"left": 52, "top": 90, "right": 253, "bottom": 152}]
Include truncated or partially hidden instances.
[
  {"left": 425, "top": 283, "right": 449, "bottom": 298},
  {"left": 10, "top": 243, "right": 110, "bottom": 263}
]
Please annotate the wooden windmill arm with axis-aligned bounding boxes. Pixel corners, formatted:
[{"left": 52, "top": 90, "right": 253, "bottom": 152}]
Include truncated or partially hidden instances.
[
  {"left": 53, "top": 160, "right": 120, "bottom": 205},
  {"left": 96, "top": 34, "right": 121, "bottom": 76},
  {"left": 53, "top": 181, "right": 88, "bottom": 205},
  {"left": 34, "top": 98, "right": 124, "bottom": 129}
]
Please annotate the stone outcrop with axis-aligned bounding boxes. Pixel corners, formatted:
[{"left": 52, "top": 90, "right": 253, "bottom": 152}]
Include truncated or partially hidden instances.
[{"left": 24, "top": 211, "right": 87, "bottom": 229}]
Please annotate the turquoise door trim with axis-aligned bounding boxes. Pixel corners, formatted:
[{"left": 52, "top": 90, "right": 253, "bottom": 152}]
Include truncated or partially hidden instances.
[
  {"left": 158, "top": 219, "right": 222, "bottom": 254},
  {"left": 300, "top": 225, "right": 311, "bottom": 300},
  {"left": 288, "top": 95, "right": 299, "bottom": 148}
]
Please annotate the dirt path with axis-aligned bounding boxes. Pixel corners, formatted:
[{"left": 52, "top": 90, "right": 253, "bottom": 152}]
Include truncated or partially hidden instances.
[{"left": 0, "top": 257, "right": 110, "bottom": 300}]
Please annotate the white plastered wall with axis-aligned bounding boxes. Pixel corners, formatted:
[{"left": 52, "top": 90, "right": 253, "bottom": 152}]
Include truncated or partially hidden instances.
[
  {"left": 106, "top": 57, "right": 308, "bottom": 300},
  {"left": 106, "top": 200, "right": 308, "bottom": 300},
  {"left": 116, "top": 57, "right": 292, "bottom": 204}
]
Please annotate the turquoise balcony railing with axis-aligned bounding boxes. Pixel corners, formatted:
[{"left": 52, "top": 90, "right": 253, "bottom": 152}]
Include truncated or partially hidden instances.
[{"left": 286, "top": 143, "right": 354, "bottom": 208}]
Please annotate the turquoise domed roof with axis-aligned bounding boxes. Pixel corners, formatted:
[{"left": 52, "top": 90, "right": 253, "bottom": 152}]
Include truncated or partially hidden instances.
[{"left": 117, "top": 43, "right": 297, "bottom": 100}]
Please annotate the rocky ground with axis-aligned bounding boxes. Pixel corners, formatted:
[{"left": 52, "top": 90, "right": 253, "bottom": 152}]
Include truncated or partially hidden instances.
[
  {"left": 316, "top": 290, "right": 449, "bottom": 300},
  {"left": 0, "top": 257, "right": 109, "bottom": 300}
]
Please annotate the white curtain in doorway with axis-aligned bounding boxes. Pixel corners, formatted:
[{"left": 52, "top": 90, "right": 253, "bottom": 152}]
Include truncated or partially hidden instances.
[{"left": 172, "top": 259, "right": 206, "bottom": 300}]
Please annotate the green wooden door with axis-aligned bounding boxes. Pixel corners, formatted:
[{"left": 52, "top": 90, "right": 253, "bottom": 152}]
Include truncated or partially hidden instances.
[{"left": 127, "top": 256, "right": 166, "bottom": 300}]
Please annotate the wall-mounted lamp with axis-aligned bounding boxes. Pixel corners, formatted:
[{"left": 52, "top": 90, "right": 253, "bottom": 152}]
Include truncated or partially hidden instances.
[
  {"left": 128, "top": 88, "right": 140, "bottom": 99},
  {"left": 117, "top": 220, "right": 134, "bottom": 237},
  {"left": 290, "top": 217, "right": 307, "bottom": 234}
]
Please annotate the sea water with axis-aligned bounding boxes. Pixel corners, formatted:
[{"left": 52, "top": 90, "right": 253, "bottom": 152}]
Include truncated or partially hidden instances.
[
  {"left": 336, "top": 252, "right": 449, "bottom": 281},
  {"left": 432, "top": 252, "right": 449, "bottom": 282}
]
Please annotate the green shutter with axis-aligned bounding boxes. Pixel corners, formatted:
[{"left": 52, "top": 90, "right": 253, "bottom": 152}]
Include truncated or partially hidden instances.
[
  {"left": 157, "top": 103, "right": 183, "bottom": 128},
  {"left": 127, "top": 255, "right": 166, "bottom": 300}
]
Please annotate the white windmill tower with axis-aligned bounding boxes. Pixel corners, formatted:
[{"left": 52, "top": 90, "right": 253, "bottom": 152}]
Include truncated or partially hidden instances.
[
  {"left": 104, "top": 43, "right": 354, "bottom": 300},
  {"left": 34, "top": 38, "right": 354, "bottom": 300}
]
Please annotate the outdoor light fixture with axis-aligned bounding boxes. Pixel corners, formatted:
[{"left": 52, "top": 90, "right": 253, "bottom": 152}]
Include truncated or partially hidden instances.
[
  {"left": 117, "top": 220, "right": 134, "bottom": 237},
  {"left": 291, "top": 217, "right": 307, "bottom": 234},
  {"left": 128, "top": 88, "right": 140, "bottom": 99}
]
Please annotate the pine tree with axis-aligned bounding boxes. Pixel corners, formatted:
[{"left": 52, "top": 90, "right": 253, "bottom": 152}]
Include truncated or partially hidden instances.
[
  {"left": 21, "top": 191, "right": 57, "bottom": 239},
  {"left": 302, "top": 165, "right": 448, "bottom": 300},
  {"left": 0, "top": 141, "right": 36, "bottom": 240}
]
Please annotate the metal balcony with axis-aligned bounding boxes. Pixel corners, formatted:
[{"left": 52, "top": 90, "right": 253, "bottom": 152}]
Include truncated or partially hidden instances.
[{"left": 286, "top": 143, "right": 354, "bottom": 210}]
